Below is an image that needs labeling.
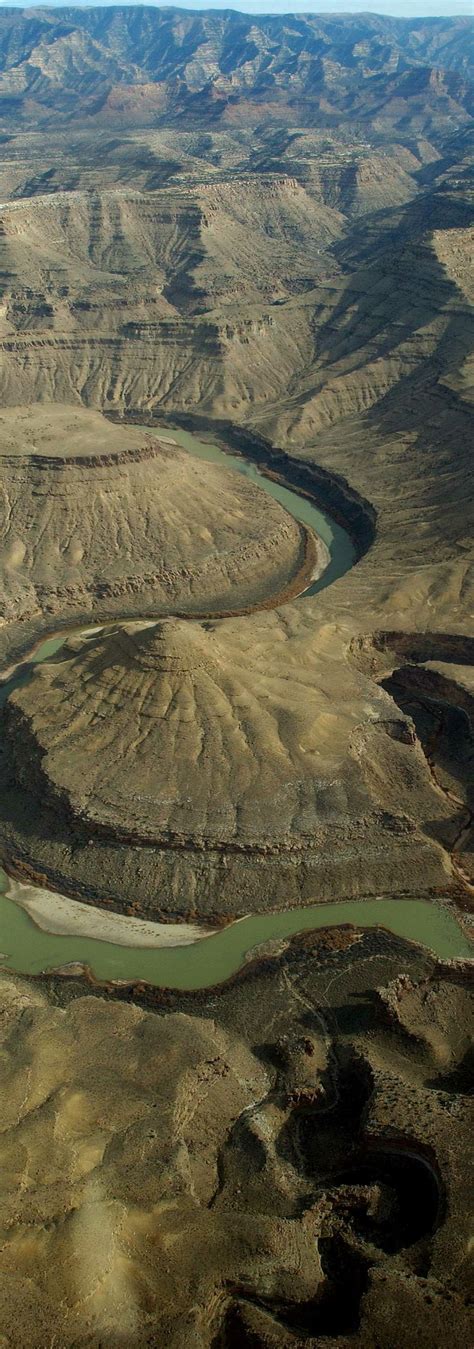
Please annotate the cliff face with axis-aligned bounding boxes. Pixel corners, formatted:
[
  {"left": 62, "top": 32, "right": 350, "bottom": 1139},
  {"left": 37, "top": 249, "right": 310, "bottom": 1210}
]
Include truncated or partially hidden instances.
[
  {"left": 0, "top": 941, "right": 472, "bottom": 1349},
  {"left": 0, "top": 405, "right": 309, "bottom": 623},
  {"left": 0, "top": 7, "right": 472, "bottom": 132},
  {"left": 0, "top": 14, "right": 472, "bottom": 1349}
]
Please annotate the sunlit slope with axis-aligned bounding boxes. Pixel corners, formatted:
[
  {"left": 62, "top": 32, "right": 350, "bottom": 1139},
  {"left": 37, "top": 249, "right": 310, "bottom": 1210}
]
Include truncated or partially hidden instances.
[
  {"left": 0, "top": 406, "right": 307, "bottom": 623},
  {"left": 0, "top": 171, "right": 471, "bottom": 450},
  {"left": 0, "top": 8, "right": 472, "bottom": 134}
]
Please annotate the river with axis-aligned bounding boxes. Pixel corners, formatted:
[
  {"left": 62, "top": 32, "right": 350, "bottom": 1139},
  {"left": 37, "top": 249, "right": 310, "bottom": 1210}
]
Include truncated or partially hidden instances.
[{"left": 0, "top": 427, "right": 471, "bottom": 988}]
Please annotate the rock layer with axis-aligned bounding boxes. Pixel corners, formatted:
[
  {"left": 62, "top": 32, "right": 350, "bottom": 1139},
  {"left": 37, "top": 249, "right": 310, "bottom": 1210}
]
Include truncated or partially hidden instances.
[
  {"left": 0, "top": 936, "right": 472, "bottom": 1349},
  {"left": 1, "top": 616, "right": 457, "bottom": 917},
  {"left": 0, "top": 405, "right": 311, "bottom": 623}
]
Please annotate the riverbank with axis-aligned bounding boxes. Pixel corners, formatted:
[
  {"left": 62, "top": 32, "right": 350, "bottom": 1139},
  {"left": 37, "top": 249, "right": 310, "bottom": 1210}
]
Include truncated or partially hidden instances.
[
  {"left": 1, "top": 422, "right": 471, "bottom": 992},
  {"left": 0, "top": 870, "right": 216, "bottom": 948},
  {"left": 1, "top": 882, "right": 471, "bottom": 992},
  {"left": 108, "top": 409, "right": 376, "bottom": 562}
]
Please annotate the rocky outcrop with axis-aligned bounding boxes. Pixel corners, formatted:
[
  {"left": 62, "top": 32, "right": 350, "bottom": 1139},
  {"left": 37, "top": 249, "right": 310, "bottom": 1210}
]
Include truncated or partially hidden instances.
[
  {"left": 1, "top": 944, "right": 471, "bottom": 1349},
  {"left": 0, "top": 405, "right": 313, "bottom": 623},
  {"left": 1, "top": 611, "right": 457, "bottom": 917},
  {"left": 0, "top": 9, "right": 471, "bottom": 132}
]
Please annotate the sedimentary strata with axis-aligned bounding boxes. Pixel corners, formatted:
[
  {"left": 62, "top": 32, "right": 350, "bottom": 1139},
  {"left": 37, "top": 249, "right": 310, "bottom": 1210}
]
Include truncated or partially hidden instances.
[
  {"left": 0, "top": 930, "right": 472, "bottom": 1348},
  {"left": 1, "top": 613, "right": 458, "bottom": 918},
  {"left": 0, "top": 405, "right": 314, "bottom": 623},
  {"left": 0, "top": 11, "right": 472, "bottom": 1346}
]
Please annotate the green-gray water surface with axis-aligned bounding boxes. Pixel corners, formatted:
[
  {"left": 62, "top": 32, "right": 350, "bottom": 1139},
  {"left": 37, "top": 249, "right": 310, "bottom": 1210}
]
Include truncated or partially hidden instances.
[
  {"left": 141, "top": 425, "right": 356, "bottom": 596},
  {"left": 0, "top": 881, "right": 471, "bottom": 990},
  {"left": 0, "top": 429, "right": 471, "bottom": 987}
]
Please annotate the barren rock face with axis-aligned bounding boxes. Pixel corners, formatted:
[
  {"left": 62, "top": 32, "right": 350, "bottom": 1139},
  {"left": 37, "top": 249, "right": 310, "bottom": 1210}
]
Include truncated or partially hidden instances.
[
  {"left": 5, "top": 617, "right": 363, "bottom": 847},
  {"left": 0, "top": 942, "right": 472, "bottom": 1349},
  {"left": 0, "top": 11, "right": 472, "bottom": 1344},
  {"left": 0, "top": 9, "right": 470, "bottom": 133},
  {"left": 3, "top": 614, "right": 459, "bottom": 917},
  {"left": 0, "top": 405, "right": 308, "bottom": 623}
]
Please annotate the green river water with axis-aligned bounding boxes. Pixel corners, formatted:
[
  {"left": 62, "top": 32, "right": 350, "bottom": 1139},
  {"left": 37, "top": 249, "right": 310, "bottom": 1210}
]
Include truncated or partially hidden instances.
[
  {"left": 145, "top": 425, "right": 356, "bottom": 596},
  {"left": 0, "top": 880, "right": 471, "bottom": 989},
  {"left": 0, "top": 429, "right": 471, "bottom": 988}
]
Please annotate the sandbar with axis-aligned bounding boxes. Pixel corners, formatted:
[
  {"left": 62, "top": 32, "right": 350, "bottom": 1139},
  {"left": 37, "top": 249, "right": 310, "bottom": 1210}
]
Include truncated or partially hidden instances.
[{"left": 1, "top": 870, "right": 215, "bottom": 948}]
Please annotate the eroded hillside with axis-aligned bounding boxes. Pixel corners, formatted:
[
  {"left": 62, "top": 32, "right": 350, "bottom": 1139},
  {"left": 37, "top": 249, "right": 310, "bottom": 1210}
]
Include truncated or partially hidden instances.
[
  {"left": 0, "top": 7, "right": 472, "bottom": 132},
  {"left": 0, "top": 12, "right": 473, "bottom": 1349}
]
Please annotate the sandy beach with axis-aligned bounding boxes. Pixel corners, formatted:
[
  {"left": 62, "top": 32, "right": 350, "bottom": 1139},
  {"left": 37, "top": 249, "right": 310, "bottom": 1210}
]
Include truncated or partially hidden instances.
[{"left": 1, "top": 870, "right": 215, "bottom": 948}]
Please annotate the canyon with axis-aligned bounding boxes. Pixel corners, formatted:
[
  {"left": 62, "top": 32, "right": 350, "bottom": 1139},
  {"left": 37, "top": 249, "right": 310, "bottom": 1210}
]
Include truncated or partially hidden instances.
[{"left": 0, "top": 8, "right": 472, "bottom": 1348}]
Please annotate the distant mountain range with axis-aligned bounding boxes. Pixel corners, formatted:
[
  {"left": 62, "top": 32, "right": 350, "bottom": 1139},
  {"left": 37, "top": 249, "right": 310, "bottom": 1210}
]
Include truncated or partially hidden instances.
[{"left": 0, "top": 6, "right": 472, "bottom": 130}]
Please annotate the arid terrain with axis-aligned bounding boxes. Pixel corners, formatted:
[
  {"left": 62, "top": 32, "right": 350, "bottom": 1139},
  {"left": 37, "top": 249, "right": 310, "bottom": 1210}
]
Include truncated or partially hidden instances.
[
  {"left": 1, "top": 936, "right": 473, "bottom": 1349},
  {"left": 0, "top": 7, "right": 472, "bottom": 1348},
  {"left": 0, "top": 405, "right": 315, "bottom": 622}
]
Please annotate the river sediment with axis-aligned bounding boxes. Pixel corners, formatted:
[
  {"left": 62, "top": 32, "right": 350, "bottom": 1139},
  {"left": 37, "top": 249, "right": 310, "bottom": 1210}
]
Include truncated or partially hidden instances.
[{"left": 0, "top": 426, "right": 471, "bottom": 990}]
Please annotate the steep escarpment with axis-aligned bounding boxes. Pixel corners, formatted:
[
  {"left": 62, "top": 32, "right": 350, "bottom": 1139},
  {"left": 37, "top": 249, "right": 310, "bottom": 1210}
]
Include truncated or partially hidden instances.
[
  {"left": 1, "top": 613, "right": 458, "bottom": 918},
  {"left": 0, "top": 13, "right": 472, "bottom": 1349},
  {"left": 0, "top": 163, "right": 471, "bottom": 493},
  {"left": 0, "top": 940, "right": 472, "bottom": 1348},
  {"left": 0, "top": 180, "right": 343, "bottom": 410},
  {"left": 0, "top": 126, "right": 433, "bottom": 218},
  {"left": 0, "top": 8, "right": 472, "bottom": 134},
  {"left": 0, "top": 405, "right": 313, "bottom": 623}
]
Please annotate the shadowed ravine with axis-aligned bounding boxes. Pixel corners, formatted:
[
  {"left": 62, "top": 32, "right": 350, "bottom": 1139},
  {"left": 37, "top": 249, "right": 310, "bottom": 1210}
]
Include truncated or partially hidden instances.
[{"left": 0, "top": 430, "right": 471, "bottom": 987}]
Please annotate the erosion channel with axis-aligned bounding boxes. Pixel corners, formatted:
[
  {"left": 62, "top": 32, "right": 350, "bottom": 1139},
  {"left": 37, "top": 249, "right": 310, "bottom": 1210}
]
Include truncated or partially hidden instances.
[{"left": 0, "top": 428, "right": 471, "bottom": 988}]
